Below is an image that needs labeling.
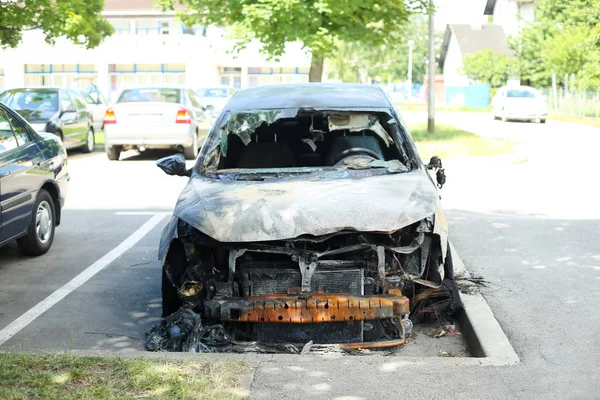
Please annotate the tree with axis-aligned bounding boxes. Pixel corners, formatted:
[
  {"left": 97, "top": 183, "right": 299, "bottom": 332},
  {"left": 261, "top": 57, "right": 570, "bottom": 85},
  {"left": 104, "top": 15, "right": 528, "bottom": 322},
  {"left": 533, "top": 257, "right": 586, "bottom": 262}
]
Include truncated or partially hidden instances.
[
  {"left": 509, "top": 0, "right": 600, "bottom": 89},
  {"left": 159, "top": 0, "right": 429, "bottom": 82},
  {"left": 325, "top": 15, "right": 443, "bottom": 85},
  {"left": 460, "top": 49, "right": 515, "bottom": 88},
  {"left": 0, "top": 0, "right": 113, "bottom": 49},
  {"left": 508, "top": 26, "right": 552, "bottom": 87}
]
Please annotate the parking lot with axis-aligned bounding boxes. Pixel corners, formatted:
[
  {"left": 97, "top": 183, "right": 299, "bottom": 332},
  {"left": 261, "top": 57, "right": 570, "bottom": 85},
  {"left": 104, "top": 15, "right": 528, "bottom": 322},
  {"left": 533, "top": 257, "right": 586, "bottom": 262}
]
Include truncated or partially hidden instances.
[{"left": 1, "top": 114, "right": 599, "bottom": 398}]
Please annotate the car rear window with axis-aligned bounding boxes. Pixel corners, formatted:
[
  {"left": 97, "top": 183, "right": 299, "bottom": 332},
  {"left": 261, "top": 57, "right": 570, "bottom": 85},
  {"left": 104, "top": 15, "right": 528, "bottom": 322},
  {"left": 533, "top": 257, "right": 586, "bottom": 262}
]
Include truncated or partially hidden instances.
[
  {"left": 117, "top": 88, "right": 181, "bottom": 104},
  {"left": 507, "top": 89, "right": 537, "bottom": 98}
]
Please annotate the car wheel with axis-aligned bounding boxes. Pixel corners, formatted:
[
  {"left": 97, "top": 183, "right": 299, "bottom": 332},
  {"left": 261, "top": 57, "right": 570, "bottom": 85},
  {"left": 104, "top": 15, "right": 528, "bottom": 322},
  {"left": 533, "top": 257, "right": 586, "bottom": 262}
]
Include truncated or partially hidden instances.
[
  {"left": 162, "top": 267, "right": 182, "bottom": 317},
  {"left": 81, "top": 128, "right": 94, "bottom": 153},
  {"left": 17, "top": 190, "right": 56, "bottom": 256},
  {"left": 106, "top": 146, "right": 121, "bottom": 161},
  {"left": 540, "top": 118, "right": 546, "bottom": 124},
  {"left": 183, "top": 133, "right": 199, "bottom": 160}
]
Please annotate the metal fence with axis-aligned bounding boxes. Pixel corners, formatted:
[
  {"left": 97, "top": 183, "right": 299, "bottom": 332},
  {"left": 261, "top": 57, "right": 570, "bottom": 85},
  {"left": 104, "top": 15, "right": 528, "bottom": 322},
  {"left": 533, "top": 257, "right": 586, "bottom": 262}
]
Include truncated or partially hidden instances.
[{"left": 540, "top": 88, "right": 600, "bottom": 118}]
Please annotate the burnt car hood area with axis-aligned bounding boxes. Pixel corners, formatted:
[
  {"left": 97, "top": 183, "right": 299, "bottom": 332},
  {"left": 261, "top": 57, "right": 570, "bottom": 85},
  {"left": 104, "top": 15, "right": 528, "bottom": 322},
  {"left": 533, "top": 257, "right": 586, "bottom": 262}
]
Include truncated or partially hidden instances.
[{"left": 147, "top": 85, "right": 461, "bottom": 354}]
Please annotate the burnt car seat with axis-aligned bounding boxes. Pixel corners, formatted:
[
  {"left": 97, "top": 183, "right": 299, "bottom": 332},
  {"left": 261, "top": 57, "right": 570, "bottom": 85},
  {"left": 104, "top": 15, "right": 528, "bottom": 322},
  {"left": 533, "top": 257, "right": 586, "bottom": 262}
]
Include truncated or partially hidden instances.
[{"left": 237, "top": 142, "right": 295, "bottom": 169}]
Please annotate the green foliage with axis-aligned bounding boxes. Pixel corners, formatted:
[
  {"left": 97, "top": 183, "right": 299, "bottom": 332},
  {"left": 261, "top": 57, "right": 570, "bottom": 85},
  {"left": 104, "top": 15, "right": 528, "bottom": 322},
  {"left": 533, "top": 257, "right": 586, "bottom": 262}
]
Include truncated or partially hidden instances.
[
  {"left": 326, "top": 15, "right": 443, "bottom": 84},
  {"left": 509, "top": 0, "right": 600, "bottom": 89},
  {"left": 508, "top": 26, "right": 552, "bottom": 87},
  {"left": 460, "top": 49, "right": 515, "bottom": 88},
  {"left": 0, "top": 0, "right": 113, "bottom": 49},
  {"left": 160, "top": 0, "right": 429, "bottom": 81}
]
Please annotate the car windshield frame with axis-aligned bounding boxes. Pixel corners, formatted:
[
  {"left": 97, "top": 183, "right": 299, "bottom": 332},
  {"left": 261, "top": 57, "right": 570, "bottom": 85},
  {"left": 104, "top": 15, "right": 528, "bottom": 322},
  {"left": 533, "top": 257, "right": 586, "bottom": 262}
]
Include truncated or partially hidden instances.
[
  {"left": 117, "top": 88, "right": 182, "bottom": 104},
  {"left": 194, "top": 106, "right": 420, "bottom": 181},
  {"left": 0, "top": 90, "right": 60, "bottom": 113}
]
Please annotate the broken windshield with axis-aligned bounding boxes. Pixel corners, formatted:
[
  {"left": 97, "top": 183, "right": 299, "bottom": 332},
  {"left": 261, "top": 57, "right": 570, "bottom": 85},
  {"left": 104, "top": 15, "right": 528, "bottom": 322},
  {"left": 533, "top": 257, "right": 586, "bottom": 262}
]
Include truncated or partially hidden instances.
[{"left": 199, "top": 108, "right": 415, "bottom": 180}]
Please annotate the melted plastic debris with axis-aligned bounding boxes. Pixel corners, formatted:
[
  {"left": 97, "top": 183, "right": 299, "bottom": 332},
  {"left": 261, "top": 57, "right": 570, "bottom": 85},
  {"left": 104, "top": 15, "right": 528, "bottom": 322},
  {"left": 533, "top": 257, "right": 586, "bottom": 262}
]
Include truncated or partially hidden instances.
[
  {"left": 145, "top": 307, "right": 303, "bottom": 353},
  {"left": 340, "top": 156, "right": 408, "bottom": 173},
  {"left": 369, "top": 159, "right": 409, "bottom": 173}
]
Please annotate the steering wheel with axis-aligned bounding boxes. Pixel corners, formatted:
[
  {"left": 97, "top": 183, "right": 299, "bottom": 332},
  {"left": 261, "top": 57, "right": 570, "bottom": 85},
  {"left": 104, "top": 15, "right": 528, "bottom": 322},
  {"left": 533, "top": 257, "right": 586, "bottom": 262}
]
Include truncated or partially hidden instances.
[{"left": 332, "top": 148, "right": 382, "bottom": 165}]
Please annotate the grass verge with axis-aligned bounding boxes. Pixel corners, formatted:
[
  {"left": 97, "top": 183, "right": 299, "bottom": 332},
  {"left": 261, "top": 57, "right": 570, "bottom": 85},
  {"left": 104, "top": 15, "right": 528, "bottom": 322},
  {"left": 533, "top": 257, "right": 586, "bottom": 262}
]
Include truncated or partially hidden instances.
[
  {"left": 94, "top": 130, "right": 105, "bottom": 146},
  {"left": 549, "top": 113, "right": 600, "bottom": 128},
  {"left": 408, "top": 124, "right": 516, "bottom": 160},
  {"left": 0, "top": 353, "right": 247, "bottom": 400}
]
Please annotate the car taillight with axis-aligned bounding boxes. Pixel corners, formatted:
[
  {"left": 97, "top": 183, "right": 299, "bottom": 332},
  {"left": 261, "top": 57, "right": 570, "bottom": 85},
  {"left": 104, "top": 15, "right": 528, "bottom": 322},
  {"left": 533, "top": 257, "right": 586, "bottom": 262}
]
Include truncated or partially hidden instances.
[
  {"left": 104, "top": 108, "right": 117, "bottom": 124},
  {"left": 176, "top": 107, "right": 191, "bottom": 124}
]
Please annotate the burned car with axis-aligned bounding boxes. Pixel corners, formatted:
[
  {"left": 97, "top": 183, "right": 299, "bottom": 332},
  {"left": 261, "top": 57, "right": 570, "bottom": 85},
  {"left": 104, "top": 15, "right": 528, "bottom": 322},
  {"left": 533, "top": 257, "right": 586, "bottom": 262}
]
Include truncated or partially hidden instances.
[{"left": 150, "top": 84, "right": 458, "bottom": 353}]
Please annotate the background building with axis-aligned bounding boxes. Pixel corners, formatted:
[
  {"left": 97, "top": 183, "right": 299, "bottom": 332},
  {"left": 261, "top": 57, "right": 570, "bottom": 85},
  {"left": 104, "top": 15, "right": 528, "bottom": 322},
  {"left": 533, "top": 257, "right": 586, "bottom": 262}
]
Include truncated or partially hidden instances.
[{"left": 0, "top": 0, "right": 311, "bottom": 99}]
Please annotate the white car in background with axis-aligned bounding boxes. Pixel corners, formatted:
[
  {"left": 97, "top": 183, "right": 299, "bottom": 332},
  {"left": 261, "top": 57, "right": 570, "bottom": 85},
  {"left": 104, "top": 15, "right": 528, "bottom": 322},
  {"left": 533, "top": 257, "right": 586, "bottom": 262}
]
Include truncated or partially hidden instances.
[
  {"left": 103, "top": 86, "right": 211, "bottom": 161},
  {"left": 80, "top": 90, "right": 108, "bottom": 133},
  {"left": 196, "top": 86, "right": 236, "bottom": 116},
  {"left": 492, "top": 85, "right": 548, "bottom": 123}
]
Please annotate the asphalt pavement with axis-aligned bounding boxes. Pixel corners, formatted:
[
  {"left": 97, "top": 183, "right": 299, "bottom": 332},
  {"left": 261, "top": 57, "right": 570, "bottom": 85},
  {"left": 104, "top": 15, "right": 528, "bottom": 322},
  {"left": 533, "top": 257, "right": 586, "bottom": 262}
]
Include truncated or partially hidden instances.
[{"left": 0, "top": 115, "right": 599, "bottom": 399}]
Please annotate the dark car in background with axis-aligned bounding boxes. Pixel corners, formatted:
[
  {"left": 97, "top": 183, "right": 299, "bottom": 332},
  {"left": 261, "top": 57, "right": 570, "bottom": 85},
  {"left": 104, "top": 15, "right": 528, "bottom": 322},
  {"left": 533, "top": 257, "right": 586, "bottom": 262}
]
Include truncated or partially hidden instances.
[
  {"left": 0, "top": 88, "right": 94, "bottom": 153},
  {"left": 0, "top": 102, "right": 69, "bottom": 255}
]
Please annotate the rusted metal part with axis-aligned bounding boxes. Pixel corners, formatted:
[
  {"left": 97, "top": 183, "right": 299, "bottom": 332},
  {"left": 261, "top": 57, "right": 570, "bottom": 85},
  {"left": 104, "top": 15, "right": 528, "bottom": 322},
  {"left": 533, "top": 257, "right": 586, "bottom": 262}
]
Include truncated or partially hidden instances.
[
  {"left": 339, "top": 338, "right": 406, "bottom": 351},
  {"left": 209, "top": 293, "right": 410, "bottom": 323}
]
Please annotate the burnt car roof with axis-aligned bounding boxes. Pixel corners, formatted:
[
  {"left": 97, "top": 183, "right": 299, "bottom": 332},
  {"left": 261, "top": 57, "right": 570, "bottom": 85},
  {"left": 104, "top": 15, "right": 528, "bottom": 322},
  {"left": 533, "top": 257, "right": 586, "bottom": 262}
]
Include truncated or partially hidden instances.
[{"left": 225, "top": 83, "right": 392, "bottom": 110}]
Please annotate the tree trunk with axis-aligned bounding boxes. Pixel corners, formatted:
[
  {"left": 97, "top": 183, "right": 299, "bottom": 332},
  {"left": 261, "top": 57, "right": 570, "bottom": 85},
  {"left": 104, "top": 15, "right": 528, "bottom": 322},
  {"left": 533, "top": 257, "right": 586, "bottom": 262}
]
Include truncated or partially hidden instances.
[{"left": 309, "top": 51, "right": 324, "bottom": 82}]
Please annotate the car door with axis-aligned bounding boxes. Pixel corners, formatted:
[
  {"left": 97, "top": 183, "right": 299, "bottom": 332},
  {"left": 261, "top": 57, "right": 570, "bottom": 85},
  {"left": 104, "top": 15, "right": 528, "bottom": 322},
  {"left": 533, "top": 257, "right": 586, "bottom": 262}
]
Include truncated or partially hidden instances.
[
  {"left": 58, "top": 90, "right": 80, "bottom": 149},
  {"left": 68, "top": 90, "right": 91, "bottom": 144},
  {"left": 0, "top": 107, "right": 46, "bottom": 243}
]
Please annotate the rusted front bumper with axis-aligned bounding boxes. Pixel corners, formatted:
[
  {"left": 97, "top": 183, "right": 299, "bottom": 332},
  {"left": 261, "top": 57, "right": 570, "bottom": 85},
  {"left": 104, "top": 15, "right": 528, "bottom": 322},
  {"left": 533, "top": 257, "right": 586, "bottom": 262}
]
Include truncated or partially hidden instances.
[{"left": 205, "top": 292, "right": 410, "bottom": 323}]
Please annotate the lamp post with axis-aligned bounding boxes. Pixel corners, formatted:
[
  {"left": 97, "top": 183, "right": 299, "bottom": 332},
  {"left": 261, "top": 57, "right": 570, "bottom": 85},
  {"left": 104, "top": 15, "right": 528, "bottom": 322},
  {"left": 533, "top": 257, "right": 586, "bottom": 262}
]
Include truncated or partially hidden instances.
[
  {"left": 407, "top": 39, "right": 414, "bottom": 88},
  {"left": 427, "top": 0, "right": 435, "bottom": 133}
]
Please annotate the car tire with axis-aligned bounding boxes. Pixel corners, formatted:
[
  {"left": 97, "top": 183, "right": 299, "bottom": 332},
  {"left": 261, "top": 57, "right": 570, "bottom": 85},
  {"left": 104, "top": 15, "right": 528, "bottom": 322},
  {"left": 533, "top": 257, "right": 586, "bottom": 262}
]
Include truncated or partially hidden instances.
[
  {"left": 106, "top": 146, "right": 121, "bottom": 161},
  {"left": 17, "top": 190, "right": 56, "bottom": 256},
  {"left": 540, "top": 118, "right": 546, "bottom": 124},
  {"left": 81, "top": 128, "right": 94, "bottom": 153},
  {"left": 162, "top": 267, "right": 182, "bottom": 317},
  {"left": 183, "top": 133, "right": 199, "bottom": 160}
]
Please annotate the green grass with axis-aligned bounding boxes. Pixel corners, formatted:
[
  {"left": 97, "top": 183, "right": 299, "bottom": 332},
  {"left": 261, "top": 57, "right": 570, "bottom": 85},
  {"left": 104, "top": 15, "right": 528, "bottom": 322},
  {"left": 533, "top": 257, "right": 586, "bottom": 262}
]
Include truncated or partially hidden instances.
[
  {"left": 408, "top": 124, "right": 516, "bottom": 160},
  {"left": 94, "top": 130, "right": 105, "bottom": 146},
  {"left": 549, "top": 113, "right": 600, "bottom": 128},
  {"left": 395, "top": 102, "right": 491, "bottom": 113},
  {"left": 0, "top": 353, "right": 247, "bottom": 400}
]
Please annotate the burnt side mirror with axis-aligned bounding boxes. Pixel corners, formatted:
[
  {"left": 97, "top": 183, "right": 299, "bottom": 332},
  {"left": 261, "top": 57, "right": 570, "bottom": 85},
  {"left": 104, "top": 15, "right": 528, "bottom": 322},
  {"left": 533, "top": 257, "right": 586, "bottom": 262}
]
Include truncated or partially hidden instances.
[
  {"left": 426, "top": 156, "right": 446, "bottom": 189},
  {"left": 157, "top": 154, "right": 191, "bottom": 177}
]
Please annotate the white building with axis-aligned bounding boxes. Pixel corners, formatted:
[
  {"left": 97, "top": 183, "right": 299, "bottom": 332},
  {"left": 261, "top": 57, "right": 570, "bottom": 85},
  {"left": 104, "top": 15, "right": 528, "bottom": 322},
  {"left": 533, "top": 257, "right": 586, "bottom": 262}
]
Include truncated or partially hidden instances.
[
  {"left": 0, "top": 0, "right": 311, "bottom": 98},
  {"left": 484, "top": 0, "right": 536, "bottom": 37},
  {"left": 439, "top": 23, "right": 510, "bottom": 87}
]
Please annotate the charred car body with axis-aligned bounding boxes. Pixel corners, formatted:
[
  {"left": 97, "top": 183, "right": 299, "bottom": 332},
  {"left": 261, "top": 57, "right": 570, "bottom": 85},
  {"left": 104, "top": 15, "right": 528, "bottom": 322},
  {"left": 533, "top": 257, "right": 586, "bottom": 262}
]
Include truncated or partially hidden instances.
[{"left": 152, "top": 84, "right": 458, "bottom": 352}]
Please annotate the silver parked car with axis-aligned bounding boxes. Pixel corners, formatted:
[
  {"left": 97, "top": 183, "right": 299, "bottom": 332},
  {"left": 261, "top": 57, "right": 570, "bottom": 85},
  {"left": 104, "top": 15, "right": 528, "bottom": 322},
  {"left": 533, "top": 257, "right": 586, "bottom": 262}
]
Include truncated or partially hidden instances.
[
  {"left": 104, "top": 86, "right": 211, "bottom": 160},
  {"left": 492, "top": 85, "right": 548, "bottom": 123}
]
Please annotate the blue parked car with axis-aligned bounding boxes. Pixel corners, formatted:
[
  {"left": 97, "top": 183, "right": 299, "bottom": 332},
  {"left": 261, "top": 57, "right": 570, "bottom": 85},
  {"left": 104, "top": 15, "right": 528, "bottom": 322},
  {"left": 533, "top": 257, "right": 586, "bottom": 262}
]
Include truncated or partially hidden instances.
[{"left": 0, "top": 102, "right": 69, "bottom": 255}]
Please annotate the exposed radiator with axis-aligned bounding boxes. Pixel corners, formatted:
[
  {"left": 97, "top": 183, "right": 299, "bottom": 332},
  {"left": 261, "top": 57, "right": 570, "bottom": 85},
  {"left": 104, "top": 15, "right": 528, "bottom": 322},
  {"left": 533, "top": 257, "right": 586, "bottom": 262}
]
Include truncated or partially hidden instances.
[{"left": 241, "top": 264, "right": 364, "bottom": 296}]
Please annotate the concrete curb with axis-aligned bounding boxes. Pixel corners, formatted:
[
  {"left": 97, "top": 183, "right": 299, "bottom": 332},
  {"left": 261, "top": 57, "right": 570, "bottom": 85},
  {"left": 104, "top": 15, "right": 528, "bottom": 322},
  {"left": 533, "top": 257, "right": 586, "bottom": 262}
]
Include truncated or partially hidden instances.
[
  {"left": 0, "top": 247, "right": 518, "bottom": 368},
  {"left": 451, "top": 242, "right": 520, "bottom": 366}
]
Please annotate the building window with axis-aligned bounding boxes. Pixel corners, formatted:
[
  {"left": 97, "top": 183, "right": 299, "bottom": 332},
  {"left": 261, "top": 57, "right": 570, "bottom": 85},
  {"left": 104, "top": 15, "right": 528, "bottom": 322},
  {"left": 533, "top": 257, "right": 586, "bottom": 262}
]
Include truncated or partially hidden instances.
[
  {"left": 219, "top": 67, "right": 242, "bottom": 89},
  {"left": 108, "top": 63, "right": 186, "bottom": 91},
  {"left": 24, "top": 64, "right": 97, "bottom": 88}
]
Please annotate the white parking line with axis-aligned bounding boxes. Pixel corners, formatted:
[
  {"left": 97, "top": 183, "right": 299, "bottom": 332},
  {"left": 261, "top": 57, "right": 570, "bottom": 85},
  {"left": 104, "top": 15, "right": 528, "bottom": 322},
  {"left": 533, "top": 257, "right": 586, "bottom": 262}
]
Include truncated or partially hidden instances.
[{"left": 0, "top": 212, "right": 169, "bottom": 347}]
